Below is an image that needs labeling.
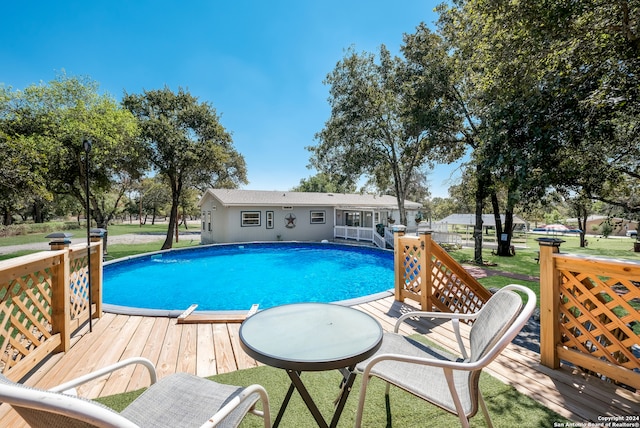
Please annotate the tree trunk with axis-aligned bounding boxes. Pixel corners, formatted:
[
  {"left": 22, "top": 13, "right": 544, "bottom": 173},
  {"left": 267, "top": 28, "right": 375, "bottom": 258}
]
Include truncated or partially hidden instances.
[
  {"left": 162, "top": 201, "right": 178, "bottom": 250},
  {"left": 491, "top": 192, "right": 515, "bottom": 257},
  {"left": 2, "top": 208, "right": 12, "bottom": 226},
  {"left": 473, "top": 167, "right": 488, "bottom": 264},
  {"left": 396, "top": 197, "right": 407, "bottom": 226},
  {"left": 162, "top": 177, "right": 182, "bottom": 250},
  {"left": 183, "top": 207, "right": 189, "bottom": 229},
  {"left": 32, "top": 201, "right": 45, "bottom": 223},
  {"left": 577, "top": 206, "right": 588, "bottom": 247}
]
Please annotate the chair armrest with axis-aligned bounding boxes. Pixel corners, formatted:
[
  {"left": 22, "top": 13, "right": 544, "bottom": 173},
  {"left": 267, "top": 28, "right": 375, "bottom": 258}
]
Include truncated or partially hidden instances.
[
  {"left": 49, "top": 357, "right": 158, "bottom": 394},
  {"left": 394, "top": 311, "right": 476, "bottom": 359},
  {"left": 199, "top": 384, "right": 271, "bottom": 428}
]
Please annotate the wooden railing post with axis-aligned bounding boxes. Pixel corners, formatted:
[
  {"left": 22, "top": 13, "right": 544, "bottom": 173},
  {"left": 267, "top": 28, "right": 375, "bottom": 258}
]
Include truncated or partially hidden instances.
[
  {"left": 91, "top": 241, "right": 103, "bottom": 320},
  {"left": 538, "top": 238, "right": 564, "bottom": 369},
  {"left": 51, "top": 249, "right": 71, "bottom": 353},
  {"left": 419, "top": 231, "right": 432, "bottom": 311},
  {"left": 393, "top": 225, "right": 407, "bottom": 303}
]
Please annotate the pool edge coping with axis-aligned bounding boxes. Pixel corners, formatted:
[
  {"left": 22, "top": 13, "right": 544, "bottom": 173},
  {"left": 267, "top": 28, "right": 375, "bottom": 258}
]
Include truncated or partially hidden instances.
[{"left": 102, "top": 241, "right": 395, "bottom": 317}]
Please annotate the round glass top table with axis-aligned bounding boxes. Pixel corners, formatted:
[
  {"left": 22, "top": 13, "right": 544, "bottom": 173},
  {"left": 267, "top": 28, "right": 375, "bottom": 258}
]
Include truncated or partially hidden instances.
[{"left": 239, "top": 302, "right": 383, "bottom": 428}]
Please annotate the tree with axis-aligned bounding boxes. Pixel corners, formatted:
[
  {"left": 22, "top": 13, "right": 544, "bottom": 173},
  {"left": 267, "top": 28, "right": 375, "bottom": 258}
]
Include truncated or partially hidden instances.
[
  {"left": 292, "top": 173, "right": 356, "bottom": 193},
  {"left": 310, "top": 44, "right": 463, "bottom": 225},
  {"left": 123, "top": 87, "right": 247, "bottom": 249},
  {"left": 0, "top": 133, "right": 50, "bottom": 225},
  {"left": 0, "top": 86, "right": 51, "bottom": 225},
  {"left": 547, "top": 0, "right": 640, "bottom": 215},
  {"left": 0, "top": 75, "right": 143, "bottom": 228},
  {"left": 436, "top": 0, "right": 640, "bottom": 256},
  {"left": 403, "top": 23, "right": 492, "bottom": 263},
  {"left": 435, "top": 1, "right": 570, "bottom": 256},
  {"left": 137, "top": 176, "right": 172, "bottom": 225}
]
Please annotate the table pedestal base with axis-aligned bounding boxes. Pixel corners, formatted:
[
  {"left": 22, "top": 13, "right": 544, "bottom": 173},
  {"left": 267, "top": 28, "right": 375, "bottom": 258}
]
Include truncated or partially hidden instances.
[{"left": 273, "top": 366, "right": 357, "bottom": 428}]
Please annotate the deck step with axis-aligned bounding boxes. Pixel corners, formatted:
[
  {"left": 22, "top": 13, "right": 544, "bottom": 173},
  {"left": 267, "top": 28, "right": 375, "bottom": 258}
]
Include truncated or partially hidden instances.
[{"left": 177, "top": 304, "right": 259, "bottom": 324}]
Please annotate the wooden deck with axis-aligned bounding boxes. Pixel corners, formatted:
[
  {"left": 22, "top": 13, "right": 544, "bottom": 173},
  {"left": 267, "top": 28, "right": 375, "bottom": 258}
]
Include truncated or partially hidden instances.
[{"left": 1, "top": 295, "right": 637, "bottom": 427}]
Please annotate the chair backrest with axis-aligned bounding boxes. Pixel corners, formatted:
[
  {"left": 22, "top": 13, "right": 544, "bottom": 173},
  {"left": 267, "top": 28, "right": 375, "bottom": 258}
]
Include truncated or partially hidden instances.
[
  {"left": 0, "top": 374, "right": 138, "bottom": 428},
  {"left": 469, "top": 285, "right": 533, "bottom": 363}
]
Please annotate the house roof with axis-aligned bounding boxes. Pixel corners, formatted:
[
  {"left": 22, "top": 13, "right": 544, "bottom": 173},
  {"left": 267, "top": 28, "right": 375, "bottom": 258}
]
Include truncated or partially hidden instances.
[
  {"left": 202, "top": 189, "right": 422, "bottom": 210},
  {"left": 437, "top": 213, "right": 528, "bottom": 226}
]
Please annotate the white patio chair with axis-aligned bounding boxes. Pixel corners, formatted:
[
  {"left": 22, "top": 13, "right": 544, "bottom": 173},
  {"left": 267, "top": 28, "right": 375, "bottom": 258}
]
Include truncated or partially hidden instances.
[
  {"left": 0, "top": 357, "right": 271, "bottom": 428},
  {"left": 355, "top": 284, "right": 536, "bottom": 428}
]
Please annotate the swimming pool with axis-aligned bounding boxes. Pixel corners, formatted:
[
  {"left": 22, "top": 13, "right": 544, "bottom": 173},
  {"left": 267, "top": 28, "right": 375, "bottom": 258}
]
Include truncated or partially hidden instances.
[{"left": 103, "top": 242, "right": 394, "bottom": 313}]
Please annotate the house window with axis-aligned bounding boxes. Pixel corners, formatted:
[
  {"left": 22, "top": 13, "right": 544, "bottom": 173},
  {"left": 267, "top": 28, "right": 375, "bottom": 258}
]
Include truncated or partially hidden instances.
[
  {"left": 207, "top": 211, "right": 212, "bottom": 231},
  {"left": 202, "top": 212, "right": 205, "bottom": 231},
  {"left": 310, "top": 211, "right": 326, "bottom": 224},
  {"left": 241, "top": 211, "right": 261, "bottom": 227},
  {"left": 266, "top": 211, "right": 274, "bottom": 229}
]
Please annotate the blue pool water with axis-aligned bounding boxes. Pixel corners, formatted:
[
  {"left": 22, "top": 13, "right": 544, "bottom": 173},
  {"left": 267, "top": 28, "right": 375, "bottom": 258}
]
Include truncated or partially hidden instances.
[{"left": 103, "top": 242, "right": 394, "bottom": 311}]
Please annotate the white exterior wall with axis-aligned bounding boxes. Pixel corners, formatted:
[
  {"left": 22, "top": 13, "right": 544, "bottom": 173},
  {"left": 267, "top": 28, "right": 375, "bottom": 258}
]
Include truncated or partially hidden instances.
[{"left": 200, "top": 194, "right": 336, "bottom": 244}]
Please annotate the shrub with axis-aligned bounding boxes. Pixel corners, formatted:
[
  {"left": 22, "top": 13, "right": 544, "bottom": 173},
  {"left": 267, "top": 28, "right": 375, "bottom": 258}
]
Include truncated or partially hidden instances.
[{"left": 0, "top": 221, "right": 81, "bottom": 237}]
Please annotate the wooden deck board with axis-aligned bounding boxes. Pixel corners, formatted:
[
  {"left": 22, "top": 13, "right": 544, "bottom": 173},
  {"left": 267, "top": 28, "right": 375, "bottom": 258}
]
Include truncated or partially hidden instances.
[
  {"left": 176, "top": 323, "right": 198, "bottom": 374},
  {"left": 102, "top": 316, "right": 156, "bottom": 395},
  {"left": 196, "top": 323, "right": 217, "bottom": 377},
  {"left": 227, "top": 322, "right": 258, "bottom": 370},
  {"left": 129, "top": 317, "right": 170, "bottom": 390},
  {"left": 155, "top": 319, "right": 183, "bottom": 379},
  {"left": 213, "top": 324, "right": 239, "bottom": 373},
  {"left": 0, "top": 296, "right": 637, "bottom": 428}
]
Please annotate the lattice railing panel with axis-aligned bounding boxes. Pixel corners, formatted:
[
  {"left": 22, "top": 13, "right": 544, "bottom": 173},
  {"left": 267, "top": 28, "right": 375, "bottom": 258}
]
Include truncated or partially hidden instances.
[
  {"left": 69, "top": 254, "right": 90, "bottom": 322},
  {"left": 431, "top": 257, "right": 488, "bottom": 315},
  {"left": 400, "top": 240, "right": 423, "bottom": 299},
  {"left": 558, "top": 269, "right": 640, "bottom": 372},
  {"left": 0, "top": 268, "right": 53, "bottom": 373}
]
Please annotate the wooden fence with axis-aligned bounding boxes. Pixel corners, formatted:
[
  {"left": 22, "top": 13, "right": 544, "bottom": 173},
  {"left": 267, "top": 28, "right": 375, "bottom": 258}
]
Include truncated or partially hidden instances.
[{"left": 0, "top": 242, "right": 102, "bottom": 381}]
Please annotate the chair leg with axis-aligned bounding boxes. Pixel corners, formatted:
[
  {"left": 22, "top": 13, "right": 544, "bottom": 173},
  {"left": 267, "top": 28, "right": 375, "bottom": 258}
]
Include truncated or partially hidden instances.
[
  {"left": 385, "top": 392, "right": 392, "bottom": 428},
  {"left": 354, "top": 375, "right": 371, "bottom": 428},
  {"left": 444, "top": 369, "right": 470, "bottom": 428},
  {"left": 456, "top": 411, "right": 471, "bottom": 428},
  {"left": 478, "top": 391, "right": 494, "bottom": 428}
]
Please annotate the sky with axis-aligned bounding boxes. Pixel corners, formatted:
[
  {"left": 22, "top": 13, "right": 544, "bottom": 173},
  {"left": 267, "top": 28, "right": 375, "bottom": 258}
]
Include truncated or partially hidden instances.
[{"left": 1, "top": 0, "right": 461, "bottom": 198}]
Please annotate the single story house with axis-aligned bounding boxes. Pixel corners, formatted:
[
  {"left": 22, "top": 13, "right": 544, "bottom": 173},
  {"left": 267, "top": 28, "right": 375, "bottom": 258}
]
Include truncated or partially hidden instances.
[{"left": 199, "top": 189, "right": 422, "bottom": 247}]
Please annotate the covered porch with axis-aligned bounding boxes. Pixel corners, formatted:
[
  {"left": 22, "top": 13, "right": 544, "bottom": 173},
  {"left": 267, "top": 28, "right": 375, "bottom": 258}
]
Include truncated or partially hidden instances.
[
  {"left": 333, "top": 207, "right": 387, "bottom": 247},
  {"left": 333, "top": 206, "right": 420, "bottom": 248}
]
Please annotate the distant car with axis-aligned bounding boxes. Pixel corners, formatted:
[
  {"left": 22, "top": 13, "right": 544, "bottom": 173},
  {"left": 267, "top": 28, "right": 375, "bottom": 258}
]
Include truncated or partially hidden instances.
[{"left": 626, "top": 230, "right": 638, "bottom": 238}]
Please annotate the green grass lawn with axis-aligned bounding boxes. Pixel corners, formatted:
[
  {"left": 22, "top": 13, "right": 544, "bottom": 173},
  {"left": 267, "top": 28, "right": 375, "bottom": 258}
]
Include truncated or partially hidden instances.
[
  {"left": 105, "top": 239, "right": 200, "bottom": 260},
  {"left": 447, "top": 233, "right": 640, "bottom": 277},
  {"left": 0, "top": 222, "right": 198, "bottom": 246}
]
